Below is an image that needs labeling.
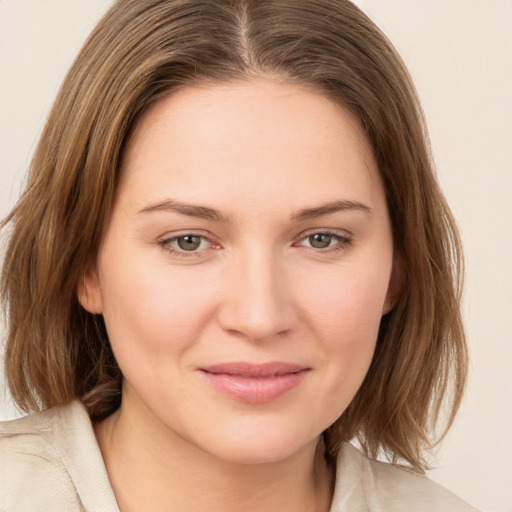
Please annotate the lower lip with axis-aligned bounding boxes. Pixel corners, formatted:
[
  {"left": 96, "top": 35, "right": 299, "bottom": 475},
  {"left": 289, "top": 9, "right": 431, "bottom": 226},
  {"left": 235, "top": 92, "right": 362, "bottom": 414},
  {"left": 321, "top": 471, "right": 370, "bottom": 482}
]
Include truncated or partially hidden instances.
[{"left": 200, "top": 370, "right": 309, "bottom": 403}]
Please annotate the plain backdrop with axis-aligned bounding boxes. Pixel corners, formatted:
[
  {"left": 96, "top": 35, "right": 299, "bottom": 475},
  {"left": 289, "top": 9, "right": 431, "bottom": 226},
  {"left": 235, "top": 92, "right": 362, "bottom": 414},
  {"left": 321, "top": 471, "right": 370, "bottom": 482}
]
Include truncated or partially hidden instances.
[{"left": 1, "top": 2, "right": 511, "bottom": 511}]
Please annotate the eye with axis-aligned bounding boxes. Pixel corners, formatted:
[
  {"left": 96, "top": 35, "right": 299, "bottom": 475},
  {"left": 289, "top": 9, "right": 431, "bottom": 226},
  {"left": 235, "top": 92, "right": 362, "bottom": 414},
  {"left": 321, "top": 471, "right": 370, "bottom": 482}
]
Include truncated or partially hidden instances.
[
  {"left": 295, "top": 231, "right": 352, "bottom": 252},
  {"left": 174, "top": 235, "right": 203, "bottom": 251},
  {"left": 307, "top": 233, "right": 336, "bottom": 249},
  {"left": 158, "top": 233, "right": 217, "bottom": 257}
]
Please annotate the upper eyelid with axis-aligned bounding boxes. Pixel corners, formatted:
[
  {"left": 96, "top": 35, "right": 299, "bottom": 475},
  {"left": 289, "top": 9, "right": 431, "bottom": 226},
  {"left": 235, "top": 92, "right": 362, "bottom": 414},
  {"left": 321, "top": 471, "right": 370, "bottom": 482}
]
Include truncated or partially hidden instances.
[
  {"left": 159, "top": 230, "right": 217, "bottom": 243},
  {"left": 158, "top": 232, "right": 217, "bottom": 252},
  {"left": 294, "top": 227, "right": 353, "bottom": 240}
]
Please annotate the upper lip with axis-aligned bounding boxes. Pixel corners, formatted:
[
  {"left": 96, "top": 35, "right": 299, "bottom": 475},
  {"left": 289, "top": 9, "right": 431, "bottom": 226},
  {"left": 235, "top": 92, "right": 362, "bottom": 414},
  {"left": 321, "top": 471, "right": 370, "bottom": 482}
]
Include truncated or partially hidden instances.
[{"left": 200, "top": 362, "right": 309, "bottom": 378}]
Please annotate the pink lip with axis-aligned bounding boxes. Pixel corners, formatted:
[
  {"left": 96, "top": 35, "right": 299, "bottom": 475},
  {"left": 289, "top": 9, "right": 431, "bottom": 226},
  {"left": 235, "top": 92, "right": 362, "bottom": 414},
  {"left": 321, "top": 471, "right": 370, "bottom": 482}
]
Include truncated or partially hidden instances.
[{"left": 199, "top": 362, "right": 310, "bottom": 403}]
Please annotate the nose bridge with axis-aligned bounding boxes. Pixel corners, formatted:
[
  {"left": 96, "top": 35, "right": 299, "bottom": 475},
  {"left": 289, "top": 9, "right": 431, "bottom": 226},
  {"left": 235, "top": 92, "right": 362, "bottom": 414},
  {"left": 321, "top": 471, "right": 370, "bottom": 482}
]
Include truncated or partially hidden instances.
[{"left": 218, "top": 243, "right": 295, "bottom": 341}]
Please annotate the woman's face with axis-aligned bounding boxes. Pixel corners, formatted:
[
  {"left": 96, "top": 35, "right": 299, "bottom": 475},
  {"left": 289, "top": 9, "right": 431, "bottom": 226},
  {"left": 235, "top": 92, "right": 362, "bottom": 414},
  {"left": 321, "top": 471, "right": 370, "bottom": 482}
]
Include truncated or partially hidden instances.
[{"left": 80, "top": 79, "right": 398, "bottom": 464}]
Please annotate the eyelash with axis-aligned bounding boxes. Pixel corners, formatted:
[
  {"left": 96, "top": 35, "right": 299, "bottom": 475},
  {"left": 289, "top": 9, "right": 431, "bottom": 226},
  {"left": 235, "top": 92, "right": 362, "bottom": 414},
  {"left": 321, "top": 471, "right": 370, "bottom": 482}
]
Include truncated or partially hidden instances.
[
  {"left": 294, "top": 230, "right": 353, "bottom": 253},
  {"left": 158, "top": 232, "right": 218, "bottom": 258},
  {"left": 158, "top": 230, "right": 353, "bottom": 258}
]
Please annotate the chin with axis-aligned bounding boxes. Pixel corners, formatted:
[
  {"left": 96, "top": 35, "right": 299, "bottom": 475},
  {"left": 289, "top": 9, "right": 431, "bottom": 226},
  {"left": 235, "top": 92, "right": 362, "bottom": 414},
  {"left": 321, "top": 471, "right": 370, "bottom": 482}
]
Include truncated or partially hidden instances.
[{"left": 196, "top": 424, "right": 320, "bottom": 466}]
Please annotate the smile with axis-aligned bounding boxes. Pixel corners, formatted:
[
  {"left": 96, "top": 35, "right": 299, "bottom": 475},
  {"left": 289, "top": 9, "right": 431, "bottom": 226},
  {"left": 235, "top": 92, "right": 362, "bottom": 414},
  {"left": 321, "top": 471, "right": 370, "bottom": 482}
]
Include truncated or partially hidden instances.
[{"left": 199, "top": 362, "right": 310, "bottom": 403}]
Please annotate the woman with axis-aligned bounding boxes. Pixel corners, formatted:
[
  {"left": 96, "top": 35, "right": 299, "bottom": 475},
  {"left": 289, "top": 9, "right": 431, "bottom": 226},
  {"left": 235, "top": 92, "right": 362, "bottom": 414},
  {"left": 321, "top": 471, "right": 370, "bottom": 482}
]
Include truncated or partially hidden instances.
[{"left": 0, "top": 1, "right": 478, "bottom": 510}]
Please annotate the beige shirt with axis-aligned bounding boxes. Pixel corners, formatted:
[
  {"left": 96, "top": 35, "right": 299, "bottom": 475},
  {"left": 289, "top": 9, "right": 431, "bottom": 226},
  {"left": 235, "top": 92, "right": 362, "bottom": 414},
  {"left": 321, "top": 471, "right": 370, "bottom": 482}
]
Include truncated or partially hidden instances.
[{"left": 0, "top": 401, "right": 479, "bottom": 512}]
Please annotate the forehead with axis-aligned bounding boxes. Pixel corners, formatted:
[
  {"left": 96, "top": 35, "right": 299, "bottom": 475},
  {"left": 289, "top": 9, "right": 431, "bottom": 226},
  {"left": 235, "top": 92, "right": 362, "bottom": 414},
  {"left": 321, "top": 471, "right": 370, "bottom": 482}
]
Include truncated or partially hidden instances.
[{"left": 118, "top": 79, "right": 383, "bottom": 216}]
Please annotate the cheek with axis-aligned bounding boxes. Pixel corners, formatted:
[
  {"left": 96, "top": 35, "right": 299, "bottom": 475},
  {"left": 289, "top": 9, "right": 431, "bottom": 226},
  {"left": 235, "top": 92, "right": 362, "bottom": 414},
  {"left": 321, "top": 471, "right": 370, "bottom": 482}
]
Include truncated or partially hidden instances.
[
  {"left": 305, "top": 264, "right": 390, "bottom": 341},
  {"left": 301, "top": 262, "right": 391, "bottom": 400},
  {"left": 99, "top": 255, "right": 218, "bottom": 366}
]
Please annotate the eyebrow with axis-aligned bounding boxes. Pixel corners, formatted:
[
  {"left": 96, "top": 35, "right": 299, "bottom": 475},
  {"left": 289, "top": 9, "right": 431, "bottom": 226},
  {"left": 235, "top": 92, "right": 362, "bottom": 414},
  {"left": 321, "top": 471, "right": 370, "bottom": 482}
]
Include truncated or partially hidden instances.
[
  {"left": 136, "top": 199, "right": 229, "bottom": 222},
  {"left": 292, "top": 200, "right": 373, "bottom": 221},
  {"left": 136, "top": 198, "right": 372, "bottom": 222}
]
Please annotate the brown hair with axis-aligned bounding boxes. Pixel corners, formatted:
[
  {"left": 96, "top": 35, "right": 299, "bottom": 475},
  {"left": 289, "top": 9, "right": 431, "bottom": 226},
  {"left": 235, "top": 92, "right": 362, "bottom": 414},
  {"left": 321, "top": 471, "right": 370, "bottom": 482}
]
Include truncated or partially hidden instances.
[{"left": 1, "top": 0, "right": 466, "bottom": 472}]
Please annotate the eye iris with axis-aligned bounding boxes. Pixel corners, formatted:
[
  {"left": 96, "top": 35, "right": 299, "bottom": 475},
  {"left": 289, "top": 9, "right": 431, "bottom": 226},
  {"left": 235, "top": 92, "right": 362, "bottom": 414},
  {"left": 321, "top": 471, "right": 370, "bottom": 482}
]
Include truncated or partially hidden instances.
[
  {"left": 309, "top": 233, "right": 332, "bottom": 249},
  {"left": 177, "top": 235, "right": 201, "bottom": 251}
]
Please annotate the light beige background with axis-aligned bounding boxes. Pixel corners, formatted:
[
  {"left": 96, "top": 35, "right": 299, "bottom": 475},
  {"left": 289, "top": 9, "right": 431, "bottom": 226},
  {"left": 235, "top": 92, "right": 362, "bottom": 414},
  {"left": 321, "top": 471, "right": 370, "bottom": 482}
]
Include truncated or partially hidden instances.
[{"left": 1, "top": 2, "right": 511, "bottom": 511}]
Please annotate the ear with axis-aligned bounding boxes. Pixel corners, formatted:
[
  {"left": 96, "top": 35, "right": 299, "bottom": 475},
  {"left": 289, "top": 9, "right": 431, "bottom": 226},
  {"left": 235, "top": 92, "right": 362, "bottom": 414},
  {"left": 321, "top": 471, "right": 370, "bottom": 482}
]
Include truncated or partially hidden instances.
[
  {"left": 77, "top": 264, "right": 104, "bottom": 314},
  {"left": 382, "top": 250, "right": 405, "bottom": 315}
]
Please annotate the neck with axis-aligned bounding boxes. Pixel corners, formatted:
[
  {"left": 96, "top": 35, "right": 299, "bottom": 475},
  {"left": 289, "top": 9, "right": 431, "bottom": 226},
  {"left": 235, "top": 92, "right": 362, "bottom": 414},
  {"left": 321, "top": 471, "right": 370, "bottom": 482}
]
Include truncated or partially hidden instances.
[{"left": 94, "top": 396, "right": 334, "bottom": 512}]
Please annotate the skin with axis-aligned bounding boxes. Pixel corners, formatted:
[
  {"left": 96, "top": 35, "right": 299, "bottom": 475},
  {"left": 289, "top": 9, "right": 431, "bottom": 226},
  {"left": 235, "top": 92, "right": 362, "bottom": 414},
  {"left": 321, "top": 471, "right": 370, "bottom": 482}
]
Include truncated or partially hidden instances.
[{"left": 79, "top": 79, "right": 400, "bottom": 512}]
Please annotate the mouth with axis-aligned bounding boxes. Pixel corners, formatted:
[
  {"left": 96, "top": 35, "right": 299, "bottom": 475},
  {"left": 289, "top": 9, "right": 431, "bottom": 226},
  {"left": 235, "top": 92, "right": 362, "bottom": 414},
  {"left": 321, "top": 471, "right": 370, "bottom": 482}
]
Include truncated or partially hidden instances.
[{"left": 198, "top": 362, "right": 310, "bottom": 403}]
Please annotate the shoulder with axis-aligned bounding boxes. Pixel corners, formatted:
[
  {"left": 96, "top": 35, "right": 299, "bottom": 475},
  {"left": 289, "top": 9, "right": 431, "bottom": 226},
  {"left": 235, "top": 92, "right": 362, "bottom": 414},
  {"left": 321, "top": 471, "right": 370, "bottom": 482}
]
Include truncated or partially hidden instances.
[
  {"left": 0, "top": 401, "right": 118, "bottom": 512},
  {"left": 0, "top": 404, "right": 85, "bottom": 510},
  {"left": 331, "top": 443, "right": 480, "bottom": 512}
]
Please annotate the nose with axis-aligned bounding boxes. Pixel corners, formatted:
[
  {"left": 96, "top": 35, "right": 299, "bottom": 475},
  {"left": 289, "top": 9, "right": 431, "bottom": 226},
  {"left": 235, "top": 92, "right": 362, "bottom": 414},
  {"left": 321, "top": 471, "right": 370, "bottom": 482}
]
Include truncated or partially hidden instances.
[{"left": 217, "top": 247, "right": 297, "bottom": 343}]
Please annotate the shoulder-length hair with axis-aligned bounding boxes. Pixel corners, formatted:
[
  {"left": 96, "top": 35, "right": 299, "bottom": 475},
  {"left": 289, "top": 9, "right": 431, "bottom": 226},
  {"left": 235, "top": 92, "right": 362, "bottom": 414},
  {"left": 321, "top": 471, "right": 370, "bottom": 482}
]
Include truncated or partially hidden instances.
[{"left": 1, "top": 0, "right": 466, "bottom": 472}]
